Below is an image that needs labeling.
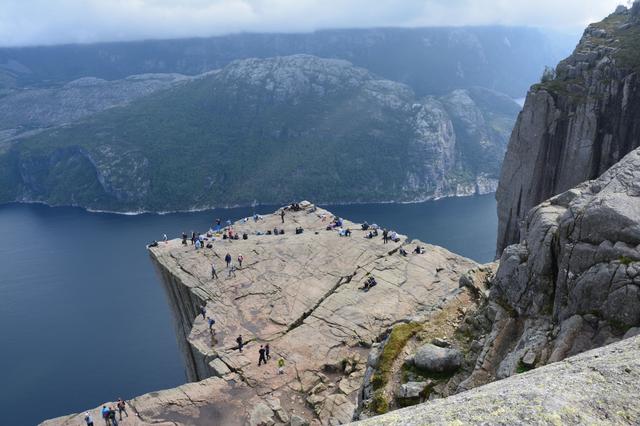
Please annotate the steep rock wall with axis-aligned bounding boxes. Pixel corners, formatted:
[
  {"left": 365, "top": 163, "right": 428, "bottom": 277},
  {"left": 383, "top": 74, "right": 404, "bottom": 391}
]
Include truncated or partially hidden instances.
[{"left": 497, "top": 6, "right": 640, "bottom": 254}]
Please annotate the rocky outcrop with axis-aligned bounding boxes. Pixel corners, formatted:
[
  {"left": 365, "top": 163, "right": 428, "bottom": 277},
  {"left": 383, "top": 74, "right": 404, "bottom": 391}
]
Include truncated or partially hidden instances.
[
  {"left": 412, "top": 344, "right": 462, "bottom": 373},
  {"left": 496, "top": 6, "right": 640, "bottom": 253},
  {"left": 352, "top": 333, "right": 640, "bottom": 425},
  {"left": 42, "top": 203, "right": 478, "bottom": 425},
  {"left": 463, "top": 146, "right": 640, "bottom": 389}
]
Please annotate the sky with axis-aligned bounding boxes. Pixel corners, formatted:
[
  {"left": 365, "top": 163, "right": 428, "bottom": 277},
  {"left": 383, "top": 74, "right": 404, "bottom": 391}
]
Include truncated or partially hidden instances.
[{"left": 0, "top": 0, "right": 631, "bottom": 47}]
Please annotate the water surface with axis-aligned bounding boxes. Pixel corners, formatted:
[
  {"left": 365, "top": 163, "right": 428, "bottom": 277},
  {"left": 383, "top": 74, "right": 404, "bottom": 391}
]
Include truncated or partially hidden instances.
[{"left": 0, "top": 195, "right": 496, "bottom": 425}]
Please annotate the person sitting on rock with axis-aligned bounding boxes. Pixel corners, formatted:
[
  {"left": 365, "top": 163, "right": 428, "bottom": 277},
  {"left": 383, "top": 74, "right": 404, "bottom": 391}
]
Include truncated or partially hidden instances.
[
  {"left": 413, "top": 245, "right": 424, "bottom": 254},
  {"left": 363, "top": 276, "right": 378, "bottom": 291},
  {"left": 399, "top": 247, "right": 408, "bottom": 256},
  {"left": 390, "top": 231, "right": 400, "bottom": 242},
  {"left": 361, "top": 221, "right": 369, "bottom": 231},
  {"left": 345, "top": 228, "right": 352, "bottom": 237}
]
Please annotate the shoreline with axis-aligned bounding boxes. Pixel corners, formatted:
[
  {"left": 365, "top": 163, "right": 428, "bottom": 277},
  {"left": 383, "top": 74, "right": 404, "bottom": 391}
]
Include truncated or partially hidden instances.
[{"left": 4, "top": 191, "right": 497, "bottom": 216}]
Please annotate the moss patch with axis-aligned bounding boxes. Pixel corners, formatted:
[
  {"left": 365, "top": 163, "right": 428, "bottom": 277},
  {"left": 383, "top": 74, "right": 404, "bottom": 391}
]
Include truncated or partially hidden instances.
[
  {"left": 372, "top": 322, "right": 423, "bottom": 391},
  {"left": 370, "top": 389, "right": 389, "bottom": 415}
]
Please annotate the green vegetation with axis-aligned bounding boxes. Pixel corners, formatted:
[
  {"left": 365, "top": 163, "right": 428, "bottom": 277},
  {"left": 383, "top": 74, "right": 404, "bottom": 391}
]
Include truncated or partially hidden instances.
[
  {"left": 0, "top": 58, "right": 518, "bottom": 211},
  {"left": 371, "top": 322, "right": 423, "bottom": 391},
  {"left": 620, "top": 256, "right": 634, "bottom": 266},
  {"left": 370, "top": 389, "right": 389, "bottom": 415},
  {"left": 516, "top": 361, "right": 534, "bottom": 374}
]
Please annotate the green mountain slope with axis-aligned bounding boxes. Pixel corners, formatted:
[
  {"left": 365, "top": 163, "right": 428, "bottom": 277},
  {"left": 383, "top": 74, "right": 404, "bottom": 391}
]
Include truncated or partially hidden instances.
[{"left": 0, "top": 55, "right": 519, "bottom": 212}]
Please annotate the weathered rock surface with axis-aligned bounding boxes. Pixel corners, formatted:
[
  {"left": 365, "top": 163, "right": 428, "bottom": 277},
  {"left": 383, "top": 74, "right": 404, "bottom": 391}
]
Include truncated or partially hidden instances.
[
  {"left": 496, "top": 6, "right": 640, "bottom": 253},
  {"left": 352, "top": 334, "right": 640, "bottom": 425},
  {"left": 42, "top": 203, "right": 477, "bottom": 425},
  {"left": 464, "top": 146, "right": 640, "bottom": 389},
  {"left": 413, "top": 344, "right": 462, "bottom": 373}
]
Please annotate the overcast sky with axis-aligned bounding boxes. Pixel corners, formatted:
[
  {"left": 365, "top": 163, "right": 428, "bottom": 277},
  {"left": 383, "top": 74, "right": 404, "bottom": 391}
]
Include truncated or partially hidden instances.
[{"left": 0, "top": 0, "right": 631, "bottom": 47}]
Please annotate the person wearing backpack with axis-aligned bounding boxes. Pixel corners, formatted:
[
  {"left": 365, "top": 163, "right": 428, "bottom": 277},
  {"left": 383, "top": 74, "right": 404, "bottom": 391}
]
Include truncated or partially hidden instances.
[
  {"left": 116, "top": 398, "right": 128, "bottom": 420},
  {"left": 237, "top": 254, "right": 244, "bottom": 268},
  {"left": 84, "top": 412, "right": 94, "bottom": 426},
  {"left": 208, "top": 317, "right": 215, "bottom": 334}
]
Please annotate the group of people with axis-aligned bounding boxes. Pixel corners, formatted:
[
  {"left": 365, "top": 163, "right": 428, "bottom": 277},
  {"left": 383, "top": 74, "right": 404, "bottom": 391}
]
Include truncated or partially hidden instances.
[{"left": 84, "top": 399, "right": 127, "bottom": 426}]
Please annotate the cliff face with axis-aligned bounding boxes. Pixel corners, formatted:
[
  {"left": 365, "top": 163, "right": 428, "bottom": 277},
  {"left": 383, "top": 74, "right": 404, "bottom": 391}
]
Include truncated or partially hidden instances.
[
  {"left": 496, "top": 6, "right": 640, "bottom": 254},
  {"left": 463, "top": 146, "right": 640, "bottom": 390}
]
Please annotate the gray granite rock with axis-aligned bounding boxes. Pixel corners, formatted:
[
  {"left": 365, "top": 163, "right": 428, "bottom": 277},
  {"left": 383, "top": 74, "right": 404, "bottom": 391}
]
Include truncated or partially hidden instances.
[{"left": 413, "top": 344, "right": 462, "bottom": 373}]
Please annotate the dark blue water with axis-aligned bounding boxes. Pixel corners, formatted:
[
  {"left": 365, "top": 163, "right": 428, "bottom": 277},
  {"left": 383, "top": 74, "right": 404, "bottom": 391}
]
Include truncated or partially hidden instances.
[{"left": 0, "top": 195, "right": 496, "bottom": 425}]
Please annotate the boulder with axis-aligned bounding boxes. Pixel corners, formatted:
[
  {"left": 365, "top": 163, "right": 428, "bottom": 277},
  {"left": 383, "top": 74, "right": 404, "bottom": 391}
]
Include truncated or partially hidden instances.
[
  {"left": 413, "top": 344, "right": 462, "bottom": 373},
  {"left": 398, "top": 381, "right": 429, "bottom": 399},
  {"left": 249, "top": 403, "right": 275, "bottom": 426},
  {"left": 289, "top": 414, "right": 309, "bottom": 426}
]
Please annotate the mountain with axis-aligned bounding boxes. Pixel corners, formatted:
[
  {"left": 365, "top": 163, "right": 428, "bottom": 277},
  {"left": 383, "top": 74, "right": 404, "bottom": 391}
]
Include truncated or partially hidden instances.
[
  {"left": 0, "top": 55, "right": 520, "bottom": 212},
  {"left": 0, "top": 26, "right": 575, "bottom": 97},
  {"left": 496, "top": 4, "right": 640, "bottom": 253}
]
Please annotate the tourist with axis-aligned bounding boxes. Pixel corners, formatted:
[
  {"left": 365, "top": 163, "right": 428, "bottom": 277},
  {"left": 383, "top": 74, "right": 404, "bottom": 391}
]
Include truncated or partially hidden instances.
[
  {"left": 108, "top": 407, "right": 118, "bottom": 426},
  {"left": 101, "top": 405, "right": 111, "bottom": 425},
  {"left": 258, "top": 345, "right": 267, "bottom": 366},
  {"left": 208, "top": 317, "right": 215, "bottom": 334},
  {"left": 361, "top": 221, "right": 369, "bottom": 231},
  {"left": 236, "top": 335, "right": 244, "bottom": 352},
  {"left": 163, "top": 233, "right": 168, "bottom": 243},
  {"left": 195, "top": 239, "right": 201, "bottom": 250},
  {"left": 265, "top": 343, "right": 271, "bottom": 360},
  {"left": 200, "top": 305, "right": 206, "bottom": 319},
  {"left": 225, "top": 253, "right": 232, "bottom": 268},
  {"left": 116, "top": 399, "right": 128, "bottom": 421},
  {"left": 182, "top": 232, "right": 188, "bottom": 246},
  {"left": 277, "top": 357, "right": 285, "bottom": 374},
  {"left": 280, "top": 210, "right": 285, "bottom": 223},
  {"left": 382, "top": 229, "right": 389, "bottom": 244},
  {"left": 216, "top": 218, "right": 221, "bottom": 226},
  {"left": 211, "top": 263, "right": 219, "bottom": 279},
  {"left": 399, "top": 247, "right": 408, "bottom": 257},
  {"left": 345, "top": 228, "right": 351, "bottom": 237},
  {"left": 84, "top": 412, "right": 94, "bottom": 426},
  {"left": 390, "top": 231, "right": 399, "bottom": 242},
  {"left": 191, "top": 231, "right": 196, "bottom": 245},
  {"left": 413, "top": 245, "right": 424, "bottom": 254},
  {"left": 228, "top": 265, "right": 237, "bottom": 278},
  {"left": 237, "top": 254, "right": 244, "bottom": 268}
]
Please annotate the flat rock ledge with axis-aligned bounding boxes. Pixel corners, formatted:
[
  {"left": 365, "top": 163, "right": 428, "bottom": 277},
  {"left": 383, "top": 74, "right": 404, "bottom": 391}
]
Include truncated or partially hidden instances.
[
  {"left": 352, "top": 334, "right": 640, "bottom": 425},
  {"left": 42, "top": 203, "right": 476, "bottom": 426}
]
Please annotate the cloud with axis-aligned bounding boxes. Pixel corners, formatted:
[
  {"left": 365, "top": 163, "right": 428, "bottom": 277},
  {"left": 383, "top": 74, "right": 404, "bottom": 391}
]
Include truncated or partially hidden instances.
[{"left": 0, "top": 0, "right": 628, "bottom": 47}]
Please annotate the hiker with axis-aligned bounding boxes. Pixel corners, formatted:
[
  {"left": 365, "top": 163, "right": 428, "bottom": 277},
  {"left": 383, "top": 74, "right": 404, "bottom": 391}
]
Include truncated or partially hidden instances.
[
  {"left": 225, "top": 253, "right": 232, "bottom": 268},
  {"left": 258, "top": 345, "right": 267, "bottom": 366},
  {"left": 265, "top": 343, "right": 271, "bottom": 360},
  {"left": 84, "top": 412, "right": 94, "bottom": 426},
  {"left": 108, "top": 407, "right": 118, "bottom": 426},
  {"left": 101, "top": 406, "right": 110, "bottom": 425},
  {"left": 195, "top": 239, "right": 201, "bottom": 250},
  {"left": 163, "top": 234, "right": 168, "bottom": 243},
  {"left": 390, "top": 231, "right": 400, "bottom": 242},
  {"left": 211, "top": 263, "right": 219, "bottom": 279},
  {"left": 278, "top": 357, "right": 285, "bottom": 374},
  {"left": 361, "top": 221, "right": 369, "bottom": 231},
  {"left": 200, "top": 305, "right": 206, "bottom": 319},
  {"left": 237, "top": 254, "right": 244, "bottom": 268},
  {"left": 191, "top": 232, "right": 197, "bottom": 245},
  {"left": 280, "top": 210, "right": 285, "bottom": 223},
  {"left": 382, "top": 229, "right": 389, "bottom": 244},
  {"left": 228, "top": 265, "right": 237, "bottom": 278},
  {"left": 363, "top": 276, "right": 378, "bottom": 291},
  {"left": 116, "top": 399, "right": 128, "bottom": 421},
  {"left": 399, "top": 247, "right": 408, "bottom": 257},
  {"left": 208, "top": 317, "right": 215, "bottom": 334},
  {"left": 236, "top": 335, "right": 244, "bottom": 352},
  {"left": 182, "top": 232, "right": 188, "bottom": 245}
]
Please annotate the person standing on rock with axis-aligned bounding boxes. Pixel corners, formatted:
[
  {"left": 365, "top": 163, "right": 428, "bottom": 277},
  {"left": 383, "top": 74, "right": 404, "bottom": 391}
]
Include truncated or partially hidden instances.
[
  {"left": 236, "top": 335, "right": 244, "bottom": 352},
  {"left": 258, "top": 345, "right": 267, "bottom": 366},
  {"left": 211, "top": 263, "right": 219, "bottom": 279},
  {"left": 182, "top": 232, "right": 188, "bottom": 246},
  {"left": 237, "top": 254, "right": 244, "bottom": 268},
  {"left": 200, "top": 305, "right": 206, "bottom": 319},
  {"left": 191, "top": 231, "right": 196, "bottom": 245},
  {"left": 116, "top": 398, "right": 128, "bottom": 421},
  {"left": 163, "top": 234, "right": 168, "bottom": 243},
  {"left": 225, "top": 253, "right": 232, "bottom": 268},
  {"left": 281, "top": 210, "right": 285, "bottom": 223},
  {"left": 208, "top": 317, "right": 216, "bottom": 334},
  {"left": 84, "top": 412, "right": 94, "bottom": 426},
  {"left": 265, "top": 343, "right": 271, "bottom": 361},
  {"left": 277, "top": 357, "right": 285, "bottom": 374},
  {"left": 108, "top": 407, "right": 118, "bottom": 426},
  {"left": 382, "top": 229, "right": 389, "bottom": 244},
  {"left": 101, "top": 406, "right": 111, "bottom": 426}
]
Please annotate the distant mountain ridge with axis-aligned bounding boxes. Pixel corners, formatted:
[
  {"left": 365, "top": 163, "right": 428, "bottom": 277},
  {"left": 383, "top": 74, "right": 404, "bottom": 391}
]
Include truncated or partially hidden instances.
[
  {"left": 0, "top": 55, "right": 520, "bottom": 212},
  {"left": 0, "top": 26, "right": 575, "bottom": 97}
]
